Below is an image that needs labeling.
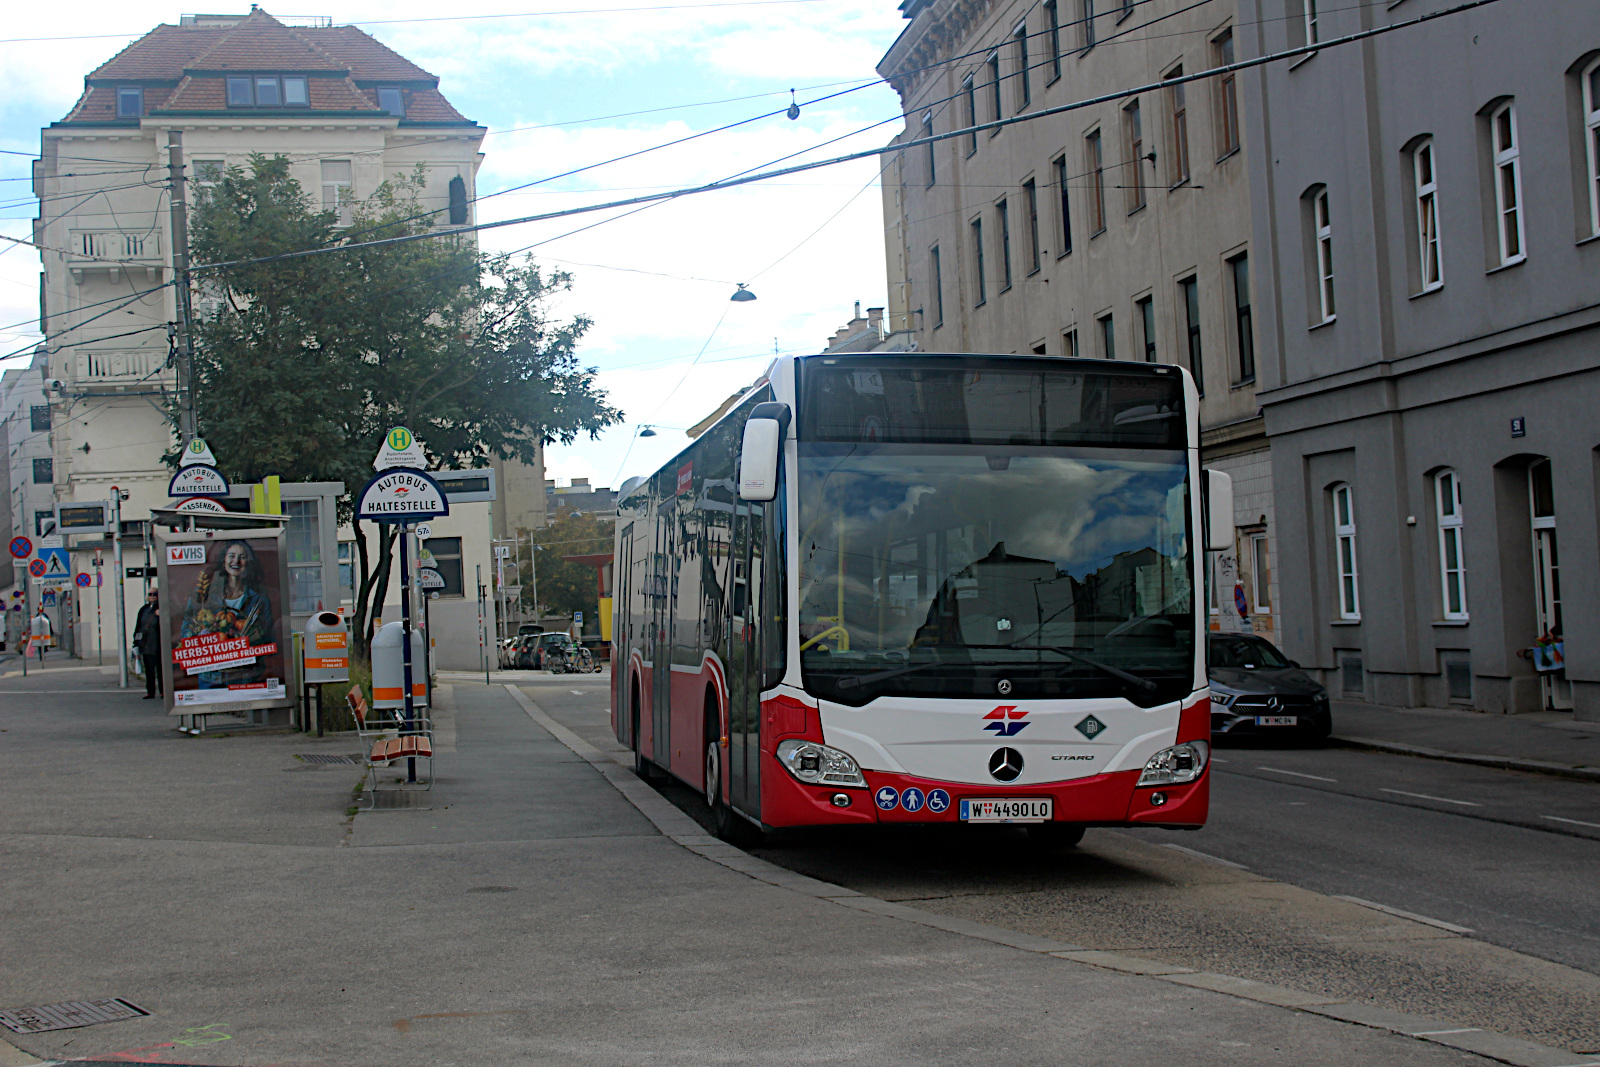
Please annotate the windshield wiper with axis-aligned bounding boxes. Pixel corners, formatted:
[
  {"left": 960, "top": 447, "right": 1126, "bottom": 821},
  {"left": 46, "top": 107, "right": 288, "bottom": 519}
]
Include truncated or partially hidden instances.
[
  {"left": 965, "top": 643, "right": 1159, "bottom": 693},
  {"left": 835, "top": 658, "right": 1016, "bottom": 690}
]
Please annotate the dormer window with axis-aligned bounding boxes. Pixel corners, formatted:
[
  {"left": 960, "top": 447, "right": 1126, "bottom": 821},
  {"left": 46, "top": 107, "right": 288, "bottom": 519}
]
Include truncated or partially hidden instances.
[
  {"left": 116, "top": 87, "right": 143, "bottom": 118},
  {"left": 226, "top": 75, "right": 309, "bottom": 108},
  {"left": 376, "top": 88, "right": 404, "bottom": 116}
]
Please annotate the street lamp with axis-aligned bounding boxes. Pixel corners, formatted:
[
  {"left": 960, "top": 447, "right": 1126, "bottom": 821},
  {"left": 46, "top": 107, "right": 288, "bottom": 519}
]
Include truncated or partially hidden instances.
[{"left": 730, "top": 284, "right": 757, "bottom": 302}]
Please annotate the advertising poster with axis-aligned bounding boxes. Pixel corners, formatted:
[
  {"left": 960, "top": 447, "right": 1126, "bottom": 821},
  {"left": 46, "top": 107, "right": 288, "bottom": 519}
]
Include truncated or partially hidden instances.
[{"left": 158, "top": 532, "right": 293, "bottom": 713}]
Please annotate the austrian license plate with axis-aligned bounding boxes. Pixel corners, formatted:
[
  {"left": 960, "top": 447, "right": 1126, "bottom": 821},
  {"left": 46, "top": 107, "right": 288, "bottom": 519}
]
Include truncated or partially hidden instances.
[
  {"left": 1255, "top": 715, "right": 1299, "bottom": 726},
  {"left": 959, "top": 798, "right": 1053, "bottom": 823}
]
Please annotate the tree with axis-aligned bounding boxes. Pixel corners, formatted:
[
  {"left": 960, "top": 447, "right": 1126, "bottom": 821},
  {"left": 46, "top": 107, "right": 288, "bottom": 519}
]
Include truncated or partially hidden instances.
[
  {"left": 187, "top": 155, "right": 622, "bottom": 656},
  {"left": 519, "top": 511, "right": 615, "bottom": 626}
]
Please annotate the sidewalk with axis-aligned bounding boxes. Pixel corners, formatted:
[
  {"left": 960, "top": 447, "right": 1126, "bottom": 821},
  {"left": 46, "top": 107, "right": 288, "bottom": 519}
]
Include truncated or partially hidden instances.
[
  {"left": 1331, "top": 699, "right": 1600, "bottom": 780},
  {"left": 0, "top": 668, "right": 1507, "bottom": 1067}
]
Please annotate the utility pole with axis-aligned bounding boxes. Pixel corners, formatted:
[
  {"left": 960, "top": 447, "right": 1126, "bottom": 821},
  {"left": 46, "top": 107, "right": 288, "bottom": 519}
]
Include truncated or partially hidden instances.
[
  {"left": 110, "top": 488, "right": 128, "bottom": 689},
  {"left": 167, "top": 131, "right": 198, "bottom": 441}
]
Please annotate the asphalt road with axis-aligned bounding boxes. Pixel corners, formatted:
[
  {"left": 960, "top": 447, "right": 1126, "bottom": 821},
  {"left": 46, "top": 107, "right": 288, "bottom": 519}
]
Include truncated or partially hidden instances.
[{"left": 1144, "top": 741, "right": 1600, "bottom": 976}]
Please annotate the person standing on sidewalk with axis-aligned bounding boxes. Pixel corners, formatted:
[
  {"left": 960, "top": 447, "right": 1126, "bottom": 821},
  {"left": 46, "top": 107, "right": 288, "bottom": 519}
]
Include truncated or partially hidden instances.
[{"left": 134, "top": 589, "right": 163, "bottom": 699}]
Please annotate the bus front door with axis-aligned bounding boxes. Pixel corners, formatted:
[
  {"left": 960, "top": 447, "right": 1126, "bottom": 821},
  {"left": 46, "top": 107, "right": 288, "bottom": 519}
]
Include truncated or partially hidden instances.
[
  {"left": 651, "top": 501, "right": 676, "bottom": 767},
  {"left": 728, "top": 497, "right": 764, "bottom": 818}
]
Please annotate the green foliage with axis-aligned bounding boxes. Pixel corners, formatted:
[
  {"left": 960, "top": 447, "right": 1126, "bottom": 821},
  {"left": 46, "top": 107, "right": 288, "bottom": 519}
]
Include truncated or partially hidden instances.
[
  {"left": 521, "top": 511, "right": 614, "bottom": 624},
  {"left": 186, "top": 155, "right": 623, "bottom": 651}
]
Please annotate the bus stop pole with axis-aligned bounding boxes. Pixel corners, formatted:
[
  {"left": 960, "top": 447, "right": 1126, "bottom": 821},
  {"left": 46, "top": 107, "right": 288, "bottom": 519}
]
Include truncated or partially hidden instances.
[
  {"left": 398, "top": 521, "right": 417, "bottom": 784},
  {"left": 111, "top": 488, "right": 128, "bottom": 689}
]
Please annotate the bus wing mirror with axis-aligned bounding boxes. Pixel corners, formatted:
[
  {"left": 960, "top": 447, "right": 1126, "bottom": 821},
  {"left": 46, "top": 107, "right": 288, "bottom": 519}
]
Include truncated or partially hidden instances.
[
  {"left": 739, "top": 417, "right": 783, "bottom": 501},
  {"left": 1205, "top": 469, "right": 1234, "bottom": 552}
]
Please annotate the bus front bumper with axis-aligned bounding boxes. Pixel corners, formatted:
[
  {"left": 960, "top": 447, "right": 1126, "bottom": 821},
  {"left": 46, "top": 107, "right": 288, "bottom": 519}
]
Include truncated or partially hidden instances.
[{"left": 759, "top": 755, "right": 1209, "bottom": 830}]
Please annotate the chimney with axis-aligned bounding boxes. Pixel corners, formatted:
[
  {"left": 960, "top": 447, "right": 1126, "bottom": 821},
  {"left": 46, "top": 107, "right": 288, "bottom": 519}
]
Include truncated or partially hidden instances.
[{"left": 854, "top": 300, "right": 862, "bottom": 321}]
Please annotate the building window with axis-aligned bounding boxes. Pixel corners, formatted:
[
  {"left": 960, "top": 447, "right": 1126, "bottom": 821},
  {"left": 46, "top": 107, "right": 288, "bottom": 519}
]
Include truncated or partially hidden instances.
[
  {"left": 1099, "top": 313, "right": 1115, "bottom": 359},
  {"left": 226, "top": 75, "right": 308, "bottom": 108},
  {"left": 1305, "top": 0, "right": 1321, "bottom": 45},
  {"left": 1166, "top": 67, "right": 1190, "bottom": 186},
  {"left": 1063, "top": 327, "right": 1079, "bottom": 357},
  {"left": 377, "top": 87, "right": 405, "bottom": 116},
  {"left": 1087, "top": 130, "right": 1106, "bottom": 234},
  {"left": 1333, "top": 483, "right": 1360, "bottom": 620},
  {"left": 1138, "top": 296, "right": 1156, "bottom": 362},
  {"left": 1181, "top": 276, "right": 1203, "bottom": 394},
  {"left": 194, "top": 160, "right": 225, "bottom": 188},
  {"left": 971, "top": 218, "right": 987, "bottom": 306},
  {"left": 321, "top": 159, "right": 354, "bottom": 225},
  {"left": 338, "top": 542, "right": 355, "bottom": 599},
  {"left": 1584, "top": 59, "right": 1600, "bottom": 238},
  {"left": 931, "top": 245, "right": 944, "bottom": 327},
  {"left": 962, "top": 74, "right": 978, "bottom": 157},
  {"left": 1081, "top": 0, "right": 1096, "bottom": 51},
  {"left": 987, "top": 53, "right": 1002, "bottom": 125},
  {"left": 997, "top": 199, "right": 1013, "bottom": 291},
  {"left": 32, "top": 458, "right": 52, "bottom": 485},
  {"left": 922, "top": 111, "right": 936, "bottom": 187},
  {"left": 34, "top": 511, "right": 55, "bottom": 537},
  {"left": 448, "top": 174, "right": 468, "bottom": 225},
  {"left": 29, "top": 405, "right": 50, "bottom": 432},
  {"left": 1230, "top": 252, "right": 1254, "bottom": 383},
  {"left": 1214, "top": 29, "right": 1239, "bottom": 157},
  {"left": 1413, "top": 139, "right": 1443, "bottom": 291},
  {"left": 116, "top": 87, "right": 143, "bottom": 118},
  {"left": 1024, "top": 179, "right": 1041, "bottom": 273},
  {"left": 1124, "top": 99, "right": 1146, "bottom": 212},
  {"left": 1054, "top": 154, "right": 1073, "bottom": 255},
  {"left": 1436, "top": 469, "right": 1467, "bottom": 620},
  {"left": 1313, "top": 187, "right": 1336, "bottom": 322},
  {"left": 1490, "top": 101, "right": 1525, "bottom": 265},
  {"left": 284, "top": 499, "right": 322, "bottom": 613},
  {"left": 1013, "top": 21, "right": 1030, "bottom": 110},
  {"left": 429, "top": 537, "right": 465, "bottom": 598},
  {"left": 1044, "top": 0, "right": 1062, "bottom": 81},
  {"left": 1250, "top": 532, "right": 1271, "bottom": 614}
]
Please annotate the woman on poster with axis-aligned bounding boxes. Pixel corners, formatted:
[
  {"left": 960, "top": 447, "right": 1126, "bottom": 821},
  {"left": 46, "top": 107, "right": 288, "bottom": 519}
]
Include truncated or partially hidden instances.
[{"left": 180, "top": 540, "right": 275, "bottom": 689}]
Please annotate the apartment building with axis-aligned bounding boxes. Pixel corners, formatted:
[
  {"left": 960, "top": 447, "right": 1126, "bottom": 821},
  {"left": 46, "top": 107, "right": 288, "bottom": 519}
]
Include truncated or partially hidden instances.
[
  {"left": 879, "top": 0, "right": 1277, "bottom": 639},
  {"left": 1240, "top": 0, "right": 1600, "bottom": 717},
  {"left": 28, "top": 8, "right": 544, "bottom": 657}
]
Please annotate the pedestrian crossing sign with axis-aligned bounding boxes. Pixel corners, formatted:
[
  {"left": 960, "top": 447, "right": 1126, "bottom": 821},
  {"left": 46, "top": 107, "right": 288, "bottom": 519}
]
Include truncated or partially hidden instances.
[{"left": 39, "top": 547, "right": 69, "bottom": 578}]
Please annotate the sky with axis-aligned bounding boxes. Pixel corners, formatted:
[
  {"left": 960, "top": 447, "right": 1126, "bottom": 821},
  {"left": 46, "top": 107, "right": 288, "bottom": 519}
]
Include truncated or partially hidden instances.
[{"left": 0, "top": 0, "right": 912, "bottom": 491}]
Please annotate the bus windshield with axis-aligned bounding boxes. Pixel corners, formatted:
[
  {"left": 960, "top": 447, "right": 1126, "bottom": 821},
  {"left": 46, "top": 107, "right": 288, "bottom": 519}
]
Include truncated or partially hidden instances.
[{"left": 795, "top": 359, "right": 1193, "bottom": 708}]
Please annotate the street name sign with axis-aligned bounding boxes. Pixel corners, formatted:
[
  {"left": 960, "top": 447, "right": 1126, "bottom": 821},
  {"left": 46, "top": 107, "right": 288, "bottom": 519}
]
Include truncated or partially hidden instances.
[{"left": 373, "top": 426, "right": 427, "bottom": 471}]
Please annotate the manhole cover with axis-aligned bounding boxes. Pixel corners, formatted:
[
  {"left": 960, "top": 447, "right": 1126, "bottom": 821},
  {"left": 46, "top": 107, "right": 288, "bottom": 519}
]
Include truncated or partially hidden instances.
[
  {"left": 295, "top": 753, "right": 363, "bottom": 765},
  {"left": 0, "top": 998, "right": 149, "bottom": 1034}
]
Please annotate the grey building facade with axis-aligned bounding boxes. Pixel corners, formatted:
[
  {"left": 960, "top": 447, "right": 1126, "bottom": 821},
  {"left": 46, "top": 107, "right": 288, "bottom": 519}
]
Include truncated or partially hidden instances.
[{"left": 1239, "top": 0, "right": 1600, "bottom": 717}]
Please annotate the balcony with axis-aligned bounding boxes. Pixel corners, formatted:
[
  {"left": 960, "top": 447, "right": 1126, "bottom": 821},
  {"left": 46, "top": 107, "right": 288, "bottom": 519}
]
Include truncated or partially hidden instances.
[
  {"left": 70, "top": 348, "right": 170, "bottom": 392},
  {"left": 67, "top": 230, "right": 164, "bottom": 285}
]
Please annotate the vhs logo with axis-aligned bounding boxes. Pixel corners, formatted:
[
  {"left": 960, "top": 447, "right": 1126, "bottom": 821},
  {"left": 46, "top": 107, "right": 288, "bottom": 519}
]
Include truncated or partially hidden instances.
[{"left": 982, "top": 705, "right": 1029, "bottom": 737}]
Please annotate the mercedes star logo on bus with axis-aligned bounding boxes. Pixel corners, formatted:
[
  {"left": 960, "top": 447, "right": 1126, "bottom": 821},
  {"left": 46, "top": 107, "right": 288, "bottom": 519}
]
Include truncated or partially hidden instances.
[{"left": 988, "top": 747, "right": 1023, "bottom": 782}]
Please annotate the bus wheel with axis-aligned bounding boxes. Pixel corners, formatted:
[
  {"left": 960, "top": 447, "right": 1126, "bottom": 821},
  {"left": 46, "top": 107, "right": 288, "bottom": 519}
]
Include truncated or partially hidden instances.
[
  {"left": 704, "top": 739, "right": 720, "bottom": 809},
  {"left": 1026, "top": 823, "right": 1086, "bottom": 850}
]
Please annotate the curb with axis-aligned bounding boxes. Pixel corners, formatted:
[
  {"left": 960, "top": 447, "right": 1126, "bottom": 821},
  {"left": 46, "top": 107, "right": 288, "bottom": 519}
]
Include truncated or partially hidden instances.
[
  {"left": 1332, "top": 734, "right": 1600, "bottom": 783},
  {"left": 507, "top": 685, "right": 1599, "bottom": 1067}
]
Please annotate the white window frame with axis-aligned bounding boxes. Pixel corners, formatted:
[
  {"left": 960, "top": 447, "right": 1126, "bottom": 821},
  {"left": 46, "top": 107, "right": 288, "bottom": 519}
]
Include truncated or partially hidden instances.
[
  {"left": 922, "top": 111, "right": 936, "bottom": 188},
  {"left": 1250, "top": 532, "right": 1271, "bottom": 614},
  {"left": 1333, "top": 483, "right": 1360, "bottom": 620},
  {"left": 1304, "top": 0, "right": 1320, "bottom": 45},
  {"left": 1435, "top": 469, "right": 1468, "bottom": 620},
  {"left": 1413, "top": 138, "right": 1443, "bottom": 292},
  {"left": 321, "top": 159, "right": 354, "bottom": 227},
  {"left": 1314, "top": 188, "right": 1336, "bottom": 322},
  {"left": 1583, "top": 59, "right": 1600, "bottom": 238},
  {"left": 1490, "top": 101, "right": 1525, "bottom": 266}
]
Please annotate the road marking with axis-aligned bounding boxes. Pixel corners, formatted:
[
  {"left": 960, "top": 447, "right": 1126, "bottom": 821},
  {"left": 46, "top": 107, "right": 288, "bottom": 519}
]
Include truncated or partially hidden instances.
[
  {"left": 1543, "top": 815, "right": 1600, "bottom": 830},
  {"left": 1159, "top": 843, "right": 1249, "bottom": 869},
  {"left": 1256, "top": 766, "right": 1337, "bottom": 782},
  {"left": 1335, "top": 895, "right": 1475, "bottom": 934},
  {"left": 1209, "top": 756, "right": 1228, "bottom": 763},
  {"left": 1380, "top": 788, "right": 1481, "bottom": 807}
]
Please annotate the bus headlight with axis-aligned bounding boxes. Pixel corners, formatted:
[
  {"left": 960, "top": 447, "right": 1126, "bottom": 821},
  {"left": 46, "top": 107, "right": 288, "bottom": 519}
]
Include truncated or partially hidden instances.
[
  {"left": 1138, "top": 741, "right": 1209, "bottom": 787},
  {"left": 776, "top": 739, "right": 867, "bottom": 788}
]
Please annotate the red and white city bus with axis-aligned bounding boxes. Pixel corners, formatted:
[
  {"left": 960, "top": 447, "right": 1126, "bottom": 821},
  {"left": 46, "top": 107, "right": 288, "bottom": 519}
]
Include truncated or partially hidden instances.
[{"left": 611, "top": 353, "right": 1232, "bottom": 843}]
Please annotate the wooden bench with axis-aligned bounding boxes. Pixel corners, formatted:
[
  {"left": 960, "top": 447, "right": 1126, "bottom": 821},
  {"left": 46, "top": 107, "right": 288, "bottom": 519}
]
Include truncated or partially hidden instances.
[{"left": 347, "top": 685, "right": 434, "bottom": 809}]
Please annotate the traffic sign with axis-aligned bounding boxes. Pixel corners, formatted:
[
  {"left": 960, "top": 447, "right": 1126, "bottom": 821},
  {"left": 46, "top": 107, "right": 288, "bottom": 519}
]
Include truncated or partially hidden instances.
[
  {"left": 39, "top": 547, "right": 69, "bottom": 578},
  {"left": 416, "top": 567, "right": 445, "bottom": 590},
  {"left": 181, "top": 438, "right": 218, "bottom": 466},
  {"left": 174, "top": 497, "right": 226, "bottom": 514},
  {"left": 356, "top": 468, "right": 450, "bottom": 521},
  {"left": 415, "top": 523, "right": 432, "bottom": 540},
  {"left": 169, "top": 464, "right": 229, "bottom": 497},
  {"left": 41, "top": 590, "right": 57, "bottom": 607},
  {"left": 75, "top": 573, "right": 91, "bottom": 588},
  {"left": 28, "top": 559, "right": 46, "bottom": 577},
  {"left": 9, "top": 536, "right": 31, "bottom": 559}
]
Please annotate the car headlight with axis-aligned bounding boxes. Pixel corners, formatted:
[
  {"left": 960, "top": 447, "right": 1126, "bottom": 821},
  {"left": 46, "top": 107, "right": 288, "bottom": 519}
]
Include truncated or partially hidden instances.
[
  {"left": 1210, "top": 690, "right": 1236, "bottom": 708},
  {"left": 1138, "top": 741, "right": 1209, "bottom": 787},
  {"left": 775, "top": 738, "right": 867, "bottom": 788}
]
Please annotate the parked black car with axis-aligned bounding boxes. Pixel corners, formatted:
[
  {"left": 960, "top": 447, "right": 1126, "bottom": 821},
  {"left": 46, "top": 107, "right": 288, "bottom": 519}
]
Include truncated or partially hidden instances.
[{"left": 1208, "top": 633, "right": 1332, "bottom": 743}]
